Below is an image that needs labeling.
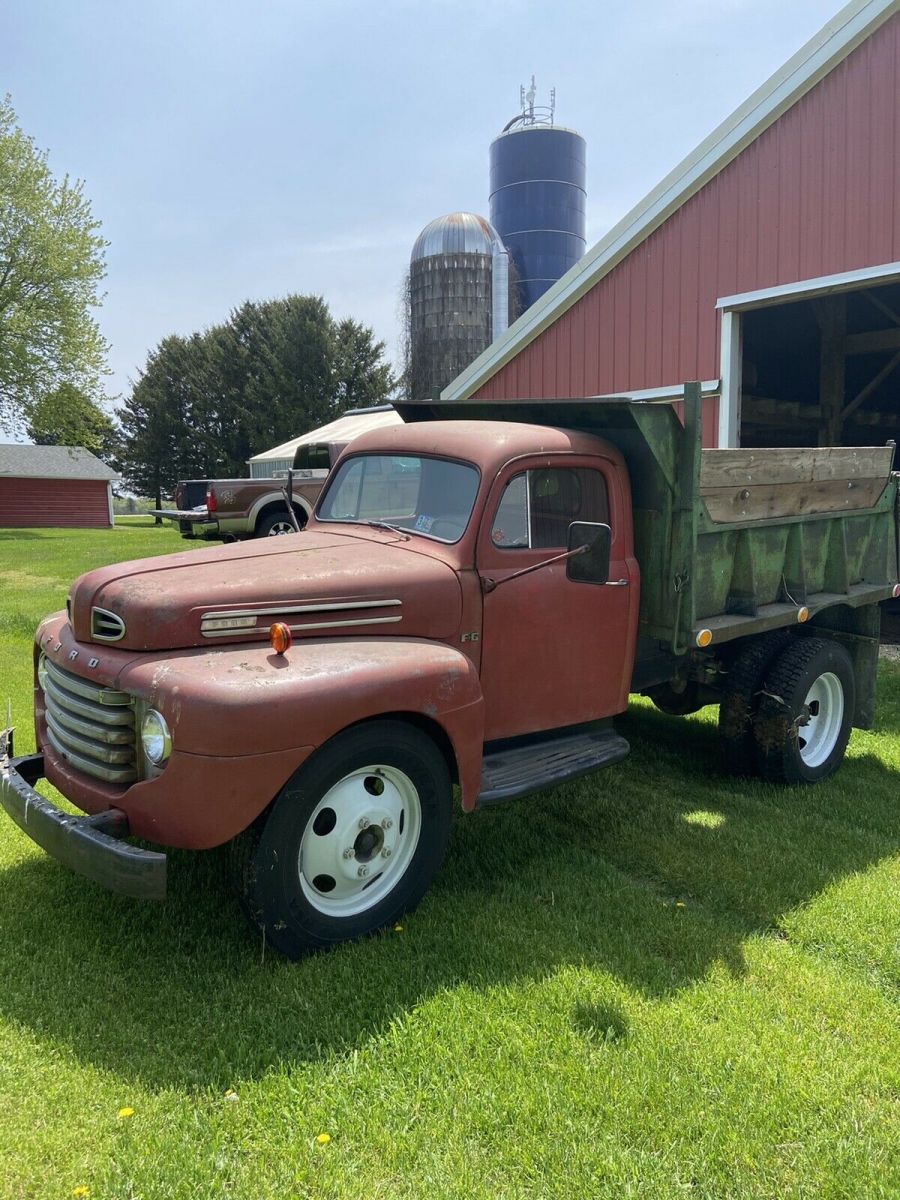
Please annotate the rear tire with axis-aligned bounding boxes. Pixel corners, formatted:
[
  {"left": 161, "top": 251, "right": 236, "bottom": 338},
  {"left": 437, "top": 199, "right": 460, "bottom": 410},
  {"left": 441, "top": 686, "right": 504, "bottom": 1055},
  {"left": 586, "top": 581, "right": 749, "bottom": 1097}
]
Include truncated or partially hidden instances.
[
  {"left": 718, "top": 630, "right": 793, "bottom": 777},
  {"left": 231, "top": 721, "right": 452, "bottom": 959},
  {"left": 753, "top": 637, "right": 855, "bottom": 784},
  {"left": 256, "top": 509, "right": 305, "bottom": 538}
]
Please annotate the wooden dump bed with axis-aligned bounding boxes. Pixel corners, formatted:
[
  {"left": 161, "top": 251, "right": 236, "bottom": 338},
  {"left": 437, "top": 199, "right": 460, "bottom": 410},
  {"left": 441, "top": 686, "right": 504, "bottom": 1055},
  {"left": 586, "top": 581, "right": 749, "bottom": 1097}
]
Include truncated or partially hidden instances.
[{"left": 699, "top": 446, "right": 895, "bottom": 522}]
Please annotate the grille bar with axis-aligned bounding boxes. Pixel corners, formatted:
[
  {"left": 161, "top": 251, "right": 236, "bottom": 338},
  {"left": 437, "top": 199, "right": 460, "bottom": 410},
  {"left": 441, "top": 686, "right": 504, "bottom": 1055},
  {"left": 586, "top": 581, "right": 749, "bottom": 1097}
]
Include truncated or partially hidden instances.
[{"left": 41, "top": 660, "right": 137, "bottom": 785}]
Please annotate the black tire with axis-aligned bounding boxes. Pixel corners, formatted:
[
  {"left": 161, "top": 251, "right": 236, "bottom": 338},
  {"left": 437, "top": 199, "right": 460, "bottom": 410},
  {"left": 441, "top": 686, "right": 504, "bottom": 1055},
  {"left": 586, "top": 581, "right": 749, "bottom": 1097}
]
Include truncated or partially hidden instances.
[
  {"left": 645, "top": 681, "right": 705, "bottom": 716},
  {"left": 753, "top": 637, "right": 855, "bottom": 785},
  {"left": 718, "top": 630, "right": 793, "bottom": 777},
  {"left": 232, "top": 721, "right": 452, "bottom": 959},
  {"left": 256, "top": 508, "right": 305, "bottom": 538}
]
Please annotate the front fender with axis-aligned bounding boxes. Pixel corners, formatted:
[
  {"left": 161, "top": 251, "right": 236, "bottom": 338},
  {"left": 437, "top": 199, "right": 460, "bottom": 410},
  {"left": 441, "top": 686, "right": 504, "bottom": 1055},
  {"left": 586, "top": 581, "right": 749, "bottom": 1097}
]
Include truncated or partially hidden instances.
[{"left": 119, "top": 638, "right": 486, "bottom": 809}]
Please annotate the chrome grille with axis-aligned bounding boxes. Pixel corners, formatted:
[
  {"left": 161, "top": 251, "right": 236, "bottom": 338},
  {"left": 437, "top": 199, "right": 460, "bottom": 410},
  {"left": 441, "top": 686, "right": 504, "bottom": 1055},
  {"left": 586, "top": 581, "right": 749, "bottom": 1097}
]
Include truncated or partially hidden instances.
[
  {"left": 91, "top": 607, "right": 126, "bottom": 642},
  {"left": 42, "top": 659, "right": 136, "bottom": 784}
]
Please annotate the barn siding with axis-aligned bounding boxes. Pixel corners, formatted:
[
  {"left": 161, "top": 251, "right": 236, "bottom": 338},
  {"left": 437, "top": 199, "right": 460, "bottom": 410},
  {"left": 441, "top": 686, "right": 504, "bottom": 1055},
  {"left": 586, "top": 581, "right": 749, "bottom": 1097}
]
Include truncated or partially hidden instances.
[
  {"left": 0, "top": 479, "right": 112, "bottom": 528},
  {"left": 473, "top": 14, "right": 900, "bottom": 404}
]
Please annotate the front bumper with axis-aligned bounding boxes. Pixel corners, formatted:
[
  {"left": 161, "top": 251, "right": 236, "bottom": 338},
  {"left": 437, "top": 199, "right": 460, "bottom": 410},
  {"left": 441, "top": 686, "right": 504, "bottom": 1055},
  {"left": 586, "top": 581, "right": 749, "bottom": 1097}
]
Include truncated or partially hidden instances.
[{"left": 0, "top": 750, "right": 166, "bottom": 900}]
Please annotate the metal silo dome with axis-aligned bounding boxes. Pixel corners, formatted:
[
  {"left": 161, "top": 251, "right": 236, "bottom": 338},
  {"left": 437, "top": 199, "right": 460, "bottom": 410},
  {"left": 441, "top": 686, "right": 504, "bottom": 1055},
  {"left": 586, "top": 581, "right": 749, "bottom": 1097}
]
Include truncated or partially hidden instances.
[
  {"left": 408, "top": 213, "right": 512, "bottom": 399},
  {"left": 411, "top": 212, "right": 501, "bottom": 262}
]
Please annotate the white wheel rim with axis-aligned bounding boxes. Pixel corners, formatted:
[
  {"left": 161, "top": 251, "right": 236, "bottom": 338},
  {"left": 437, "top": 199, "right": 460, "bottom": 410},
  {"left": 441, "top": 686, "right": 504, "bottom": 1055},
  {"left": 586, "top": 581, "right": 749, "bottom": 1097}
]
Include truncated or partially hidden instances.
[
  {"left": 298, "top": 763, "right": 422, "bottom": 917},
  {"left": 798, "top": 671, "right": 844, "bottom": 768},
  {"left": 267, "top": 520, "right": 295, "bottom": 536}
]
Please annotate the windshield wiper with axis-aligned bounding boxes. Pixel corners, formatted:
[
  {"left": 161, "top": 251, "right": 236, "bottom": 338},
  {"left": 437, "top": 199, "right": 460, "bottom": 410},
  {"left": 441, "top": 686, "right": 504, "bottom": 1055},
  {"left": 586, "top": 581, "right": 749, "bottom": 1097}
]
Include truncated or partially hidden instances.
[{"left": 363, "top": 520, "right": 410, "bottom": 539}]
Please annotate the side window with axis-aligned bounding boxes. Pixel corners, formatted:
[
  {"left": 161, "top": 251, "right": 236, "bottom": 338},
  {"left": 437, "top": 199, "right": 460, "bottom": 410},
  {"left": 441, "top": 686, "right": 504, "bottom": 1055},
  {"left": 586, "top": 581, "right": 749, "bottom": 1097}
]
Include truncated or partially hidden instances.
[
  {"left": 491, "top": 467, "right": 609, "bottom": 550},
  {"left": 490, "top": 473, "right": 529, "bottom": 547}
]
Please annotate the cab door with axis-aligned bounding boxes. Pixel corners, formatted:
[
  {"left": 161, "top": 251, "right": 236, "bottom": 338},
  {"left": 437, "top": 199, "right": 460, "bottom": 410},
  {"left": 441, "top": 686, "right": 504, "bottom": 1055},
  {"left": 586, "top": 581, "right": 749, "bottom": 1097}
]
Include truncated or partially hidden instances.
[{"left": 476, "top": 456, "right": 637, "bottom": 743}]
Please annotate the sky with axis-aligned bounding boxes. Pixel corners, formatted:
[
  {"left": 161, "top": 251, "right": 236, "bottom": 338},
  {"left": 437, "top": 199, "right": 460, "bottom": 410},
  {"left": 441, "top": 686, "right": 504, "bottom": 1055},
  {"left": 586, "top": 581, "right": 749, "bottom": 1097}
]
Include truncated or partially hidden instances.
[{"left": 2, "top": 0, "right": 850, "bottom": 417}]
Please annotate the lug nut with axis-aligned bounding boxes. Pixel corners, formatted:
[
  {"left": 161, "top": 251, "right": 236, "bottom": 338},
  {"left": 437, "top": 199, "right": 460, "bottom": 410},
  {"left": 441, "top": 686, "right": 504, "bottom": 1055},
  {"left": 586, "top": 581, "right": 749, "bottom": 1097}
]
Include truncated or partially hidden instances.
[
  {"left": 381, "top": 818, "right": 393, "bottom": 830},
  {"left": 358, "top": 817, "right": 369, "bottom": 830},
  {"left": 381, "top": 848, "right": 392, "bottom": 858},
  {"left": 342, "top": 848, "right": 355, "bottom": 859},
  {"left": 357, "top": 866, "right": 369, "bottom": 878}
]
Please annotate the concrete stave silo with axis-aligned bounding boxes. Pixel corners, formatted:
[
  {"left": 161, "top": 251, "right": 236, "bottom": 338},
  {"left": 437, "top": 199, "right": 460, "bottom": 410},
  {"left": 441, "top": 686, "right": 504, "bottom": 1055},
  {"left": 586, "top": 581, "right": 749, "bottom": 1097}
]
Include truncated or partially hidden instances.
[{"left": 408, "top": 212, "right": 511, "bottom": 400}]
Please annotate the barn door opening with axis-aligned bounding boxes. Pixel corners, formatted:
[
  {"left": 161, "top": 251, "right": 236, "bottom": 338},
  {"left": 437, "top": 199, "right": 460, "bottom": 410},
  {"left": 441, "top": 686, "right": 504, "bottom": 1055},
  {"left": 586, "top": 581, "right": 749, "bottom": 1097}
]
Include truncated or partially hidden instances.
[{"left": 718, "top": 266, "right": 900, "bottom": 459}]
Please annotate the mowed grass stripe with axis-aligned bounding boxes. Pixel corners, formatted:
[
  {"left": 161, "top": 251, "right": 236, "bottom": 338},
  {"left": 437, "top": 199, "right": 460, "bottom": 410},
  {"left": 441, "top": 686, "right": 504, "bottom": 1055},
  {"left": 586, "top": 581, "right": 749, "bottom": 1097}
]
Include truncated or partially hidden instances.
[{"left": 0, "top": 524, "right": 897, "bottom": 1199}]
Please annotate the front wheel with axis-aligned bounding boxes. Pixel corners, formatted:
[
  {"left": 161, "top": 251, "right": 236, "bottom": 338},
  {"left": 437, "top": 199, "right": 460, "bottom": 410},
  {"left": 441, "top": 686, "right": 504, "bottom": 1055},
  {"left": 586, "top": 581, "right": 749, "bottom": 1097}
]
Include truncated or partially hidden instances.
[
  {"left": 232, "top": 721, "right": 452, "bottom": 958},
  {"left": 753, "top": 637, "right": 855, "bottom": 784}
]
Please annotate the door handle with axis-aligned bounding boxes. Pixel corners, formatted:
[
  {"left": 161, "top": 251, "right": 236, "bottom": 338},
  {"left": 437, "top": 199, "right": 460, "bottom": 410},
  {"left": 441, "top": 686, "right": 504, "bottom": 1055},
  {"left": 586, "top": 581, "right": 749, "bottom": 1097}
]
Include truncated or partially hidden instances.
[{"left": 605, "top": 579, "right": 629, "bottom": 587}]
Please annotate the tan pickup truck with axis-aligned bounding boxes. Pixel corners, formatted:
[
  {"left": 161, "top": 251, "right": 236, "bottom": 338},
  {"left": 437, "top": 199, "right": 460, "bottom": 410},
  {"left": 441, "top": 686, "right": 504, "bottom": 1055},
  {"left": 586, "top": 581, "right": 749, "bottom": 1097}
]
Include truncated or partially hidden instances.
[{"left": 155, "top": 406, "right": 401, "bottom": 540}]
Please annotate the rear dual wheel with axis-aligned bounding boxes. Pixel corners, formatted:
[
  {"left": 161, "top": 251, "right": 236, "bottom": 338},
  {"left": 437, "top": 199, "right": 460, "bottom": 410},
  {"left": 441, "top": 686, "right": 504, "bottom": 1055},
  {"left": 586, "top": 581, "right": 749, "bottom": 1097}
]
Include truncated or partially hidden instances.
[
  {"left": 232, "top": 721, "right": 452, "bottom": 959},
  {"left": 718, "top": 634, "right": 854, "bottom": 783},
  {"left": 752, "top": 637, "right": 854, "bottom": 785}
]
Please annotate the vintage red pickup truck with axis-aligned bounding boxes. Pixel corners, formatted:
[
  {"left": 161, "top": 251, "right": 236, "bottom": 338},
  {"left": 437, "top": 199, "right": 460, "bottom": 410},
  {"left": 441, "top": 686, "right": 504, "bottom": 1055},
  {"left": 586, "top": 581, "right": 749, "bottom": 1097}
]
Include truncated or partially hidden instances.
[{"left": 3, "top": 385, "right": 899, "bottom": 957}]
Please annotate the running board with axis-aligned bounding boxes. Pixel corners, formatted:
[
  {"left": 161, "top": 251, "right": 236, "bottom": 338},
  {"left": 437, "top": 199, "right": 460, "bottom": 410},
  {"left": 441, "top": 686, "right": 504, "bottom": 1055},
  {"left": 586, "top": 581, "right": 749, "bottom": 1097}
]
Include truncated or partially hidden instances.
[{"left": 476, "top": 728, "right": 630, "bottom": 807}]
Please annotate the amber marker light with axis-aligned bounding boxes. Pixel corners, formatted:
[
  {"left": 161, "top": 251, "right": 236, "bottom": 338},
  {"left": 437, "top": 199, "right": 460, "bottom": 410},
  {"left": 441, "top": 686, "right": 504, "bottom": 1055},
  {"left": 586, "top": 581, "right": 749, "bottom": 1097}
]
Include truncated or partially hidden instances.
[
  {"left": 797, "top": 606, "right": 810, "bottom": 623},
  {"left": 696, "top": 629, "right": 713, "bottom": 648},
  {"left": 270, "top": 622, "right": 292, "bottom": 655}
]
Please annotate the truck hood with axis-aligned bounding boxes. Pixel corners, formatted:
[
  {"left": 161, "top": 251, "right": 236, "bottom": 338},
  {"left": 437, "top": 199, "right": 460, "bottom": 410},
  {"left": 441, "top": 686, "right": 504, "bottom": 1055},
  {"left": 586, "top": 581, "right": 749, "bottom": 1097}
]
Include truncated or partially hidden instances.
[{"left": 68, "top": 530, "right": 463, "bottom": 651}]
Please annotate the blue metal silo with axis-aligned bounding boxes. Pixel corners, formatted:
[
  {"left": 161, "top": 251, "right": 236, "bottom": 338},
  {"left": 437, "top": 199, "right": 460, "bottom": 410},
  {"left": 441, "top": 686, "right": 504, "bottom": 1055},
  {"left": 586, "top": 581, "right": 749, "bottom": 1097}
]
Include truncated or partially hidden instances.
[{"left": 489, "top": 82, "right": 586, "bottom": 311}]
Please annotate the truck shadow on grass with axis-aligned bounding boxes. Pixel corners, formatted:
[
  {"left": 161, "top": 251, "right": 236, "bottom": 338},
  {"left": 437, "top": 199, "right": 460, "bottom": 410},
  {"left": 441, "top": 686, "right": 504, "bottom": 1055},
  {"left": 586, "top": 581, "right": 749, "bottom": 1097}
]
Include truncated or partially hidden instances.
[{"left": 0, "top": 693, "right": 897, "bottom": 1092}]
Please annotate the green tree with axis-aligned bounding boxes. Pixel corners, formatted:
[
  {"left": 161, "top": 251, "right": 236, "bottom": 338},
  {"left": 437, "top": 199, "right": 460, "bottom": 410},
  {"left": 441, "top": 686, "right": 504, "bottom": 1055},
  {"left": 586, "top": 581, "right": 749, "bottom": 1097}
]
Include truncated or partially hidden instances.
[
  {"left": 25, "top": 381, "right": 117, "bottom": 459},
  {"left": 117, "top": 334, "right": 214, "bottom": 513},
  {"left": 333, "top": 317, "right": 395, "bottom": 410},
  {"left": 0, "top": 95, "right": 108, "bottom": 429},
  {"left": 118, "top": 296, "right": 395, "bottom": 494}
]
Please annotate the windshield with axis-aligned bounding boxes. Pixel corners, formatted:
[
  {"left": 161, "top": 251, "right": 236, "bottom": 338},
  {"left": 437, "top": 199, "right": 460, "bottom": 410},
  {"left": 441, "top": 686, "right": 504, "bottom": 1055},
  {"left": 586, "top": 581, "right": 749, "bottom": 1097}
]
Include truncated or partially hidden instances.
[{"left": 317, "top": 454, "right": 480, "bottom": 543}]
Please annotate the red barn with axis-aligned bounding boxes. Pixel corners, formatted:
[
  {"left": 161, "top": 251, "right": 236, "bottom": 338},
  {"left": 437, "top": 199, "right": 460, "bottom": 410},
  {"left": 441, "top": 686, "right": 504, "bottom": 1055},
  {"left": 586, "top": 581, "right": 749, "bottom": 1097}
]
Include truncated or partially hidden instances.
[
  {"left": 0, "top": 445, "right": 117, "bottom": 529},
  {"left": 444, "top": 0, "right": 900, "bottom": 453}
]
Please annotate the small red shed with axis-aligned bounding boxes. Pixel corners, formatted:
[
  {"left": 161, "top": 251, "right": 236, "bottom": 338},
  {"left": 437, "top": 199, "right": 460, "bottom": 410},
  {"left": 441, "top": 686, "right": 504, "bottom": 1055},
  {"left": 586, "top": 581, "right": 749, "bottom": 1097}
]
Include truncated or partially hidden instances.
[
  {"left": 0, "top": 445, "right": 118, "bottom": 529},
  {"left": 444, "top": 0, "right": 900, "bottom": 454}
]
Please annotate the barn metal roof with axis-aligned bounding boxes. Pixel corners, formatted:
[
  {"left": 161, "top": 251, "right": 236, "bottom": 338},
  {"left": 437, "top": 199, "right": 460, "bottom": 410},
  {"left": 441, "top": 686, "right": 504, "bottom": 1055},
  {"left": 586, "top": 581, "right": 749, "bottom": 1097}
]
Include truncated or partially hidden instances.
[
  {"left": 442, "top": 0, "right": 898, "bottom": 402},
  {"left": 0, "top": 444, "right": 118, "bottom": 481}
]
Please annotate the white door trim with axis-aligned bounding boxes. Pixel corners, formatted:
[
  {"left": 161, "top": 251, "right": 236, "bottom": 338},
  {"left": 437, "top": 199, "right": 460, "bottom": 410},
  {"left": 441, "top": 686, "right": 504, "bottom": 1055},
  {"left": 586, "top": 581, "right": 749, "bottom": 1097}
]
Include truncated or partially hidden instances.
[
  {"left": 718, "top": 311, "right": 742, "bottom": 448},
  {"left": 716, "top": 261, "right": 900, "bottom": 313},
  {"left": 715, "top": 260, "right": 900, "bottom": 447}
]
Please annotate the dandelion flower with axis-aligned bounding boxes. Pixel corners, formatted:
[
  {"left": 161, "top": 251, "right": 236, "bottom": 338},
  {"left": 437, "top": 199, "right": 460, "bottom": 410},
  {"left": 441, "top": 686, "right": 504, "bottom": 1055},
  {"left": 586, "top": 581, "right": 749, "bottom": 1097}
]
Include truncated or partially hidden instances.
[
  {"left": 315, "top": 1132, "right": 332, "bottom": 1146},
  {"left": 72, "top": 1189, "right": 90, "bottom": 1198},
  {"left": 224, "top": 1090, "right": 239, "bottom": 1103},
  {"left": 393, "top": 923, "right": 404, "bottom": 932},
  {"left": 675, "top": 901, "right": 686, "bottom": 908},
  {"left": 117, "top": 1107, "right": 135, "bottom": 1119}
]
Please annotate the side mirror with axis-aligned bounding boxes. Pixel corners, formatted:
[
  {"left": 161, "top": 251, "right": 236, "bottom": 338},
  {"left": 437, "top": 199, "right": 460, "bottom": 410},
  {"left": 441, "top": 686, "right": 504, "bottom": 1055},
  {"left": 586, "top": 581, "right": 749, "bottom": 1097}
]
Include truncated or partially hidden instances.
[{"left": 567, "top": 521, "right": 611, "bottom": 584}]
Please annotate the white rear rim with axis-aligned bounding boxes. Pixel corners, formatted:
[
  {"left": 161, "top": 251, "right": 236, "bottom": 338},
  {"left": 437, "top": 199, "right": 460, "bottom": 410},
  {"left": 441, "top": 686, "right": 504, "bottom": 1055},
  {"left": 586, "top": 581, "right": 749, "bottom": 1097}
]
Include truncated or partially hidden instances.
[
  {"left": 267, "top": 520, "right": 295, "bottom": 536},
  {"left": 298, "top": 764, "right": 422, "bottom": 917},
  {"left": 798, "top": 671, "right": 844, "bottom": 768}
]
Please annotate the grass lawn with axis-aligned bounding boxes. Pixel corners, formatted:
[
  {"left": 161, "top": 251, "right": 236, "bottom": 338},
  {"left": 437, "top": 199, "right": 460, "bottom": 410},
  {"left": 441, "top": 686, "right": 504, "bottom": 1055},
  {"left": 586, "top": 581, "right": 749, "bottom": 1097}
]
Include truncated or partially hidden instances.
[{"left": 0, "top": 524, "right": 898, "bottom": 1199}]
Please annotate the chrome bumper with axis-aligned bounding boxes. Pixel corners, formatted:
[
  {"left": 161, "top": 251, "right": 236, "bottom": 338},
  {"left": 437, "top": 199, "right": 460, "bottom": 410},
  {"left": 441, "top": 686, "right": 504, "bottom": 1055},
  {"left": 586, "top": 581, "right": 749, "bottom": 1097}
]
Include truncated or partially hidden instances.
[{"left": 0, "top": 749, "right": 166, "bottom": 901}]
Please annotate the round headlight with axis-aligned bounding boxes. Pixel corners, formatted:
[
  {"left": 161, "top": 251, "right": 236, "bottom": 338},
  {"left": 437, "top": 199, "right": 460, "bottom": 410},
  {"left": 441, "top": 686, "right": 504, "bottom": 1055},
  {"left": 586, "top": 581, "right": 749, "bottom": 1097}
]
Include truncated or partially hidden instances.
[
  {"left": 37, "top": 653, "right": 49, "bottom": 692},
  {"left": 141, "top": 709, "right": 172, "bottom": 765}
]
